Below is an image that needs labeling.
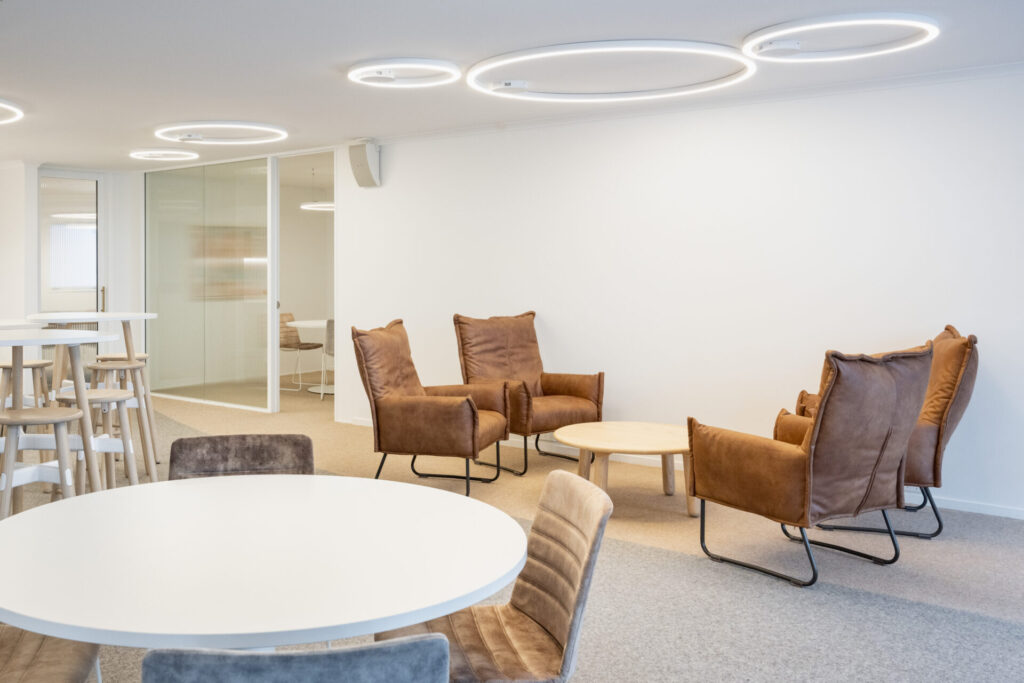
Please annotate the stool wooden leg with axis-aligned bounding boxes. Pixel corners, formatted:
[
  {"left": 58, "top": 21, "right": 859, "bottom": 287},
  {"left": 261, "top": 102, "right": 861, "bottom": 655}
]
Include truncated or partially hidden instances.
[
  {"left": 102, "top": 404, "right": 116, "bottom": 489},
  {"left": 1, "top": 425, "right": 21, "bottom": 519},
  {"left": 140, "top": 363, "right": 159, "bottom": 463},
  {"left": 53, "top": 422, "right": 76, "bottom": 499},
  {"left": 0, "top": 368, "right": 9, "bottom": 412},
  {"left": 67, "top": 345, "right": 103, "bottom": 493},
  {"left": 131, "top": 368, "right": 158, "bottom": 483},
  {"left": 115, "top": 401, "right": 139, "bottom": 486}
]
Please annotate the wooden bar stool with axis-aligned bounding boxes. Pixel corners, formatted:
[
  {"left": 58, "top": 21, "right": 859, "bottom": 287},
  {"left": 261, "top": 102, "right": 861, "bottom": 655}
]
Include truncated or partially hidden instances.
[
  {"left": 0, "top": 407, "right": 82, "bottom": 519},
  {"left": 87, "top": 361, "right": 157, "bottom": 483},
  {"left": 56, "top": 389, "right": 140, "bottom": 488},
  {"left": 0, "top": 360, "right": 51, "bottom": 408},
  {"left": 93, "top": 351, "right": 158, "bottom": 463}
]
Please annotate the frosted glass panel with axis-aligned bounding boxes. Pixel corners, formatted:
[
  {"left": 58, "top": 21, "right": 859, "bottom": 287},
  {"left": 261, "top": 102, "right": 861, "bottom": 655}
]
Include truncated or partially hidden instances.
[{"left": 146, "top": 159, "right": 268, "bottom": 408}]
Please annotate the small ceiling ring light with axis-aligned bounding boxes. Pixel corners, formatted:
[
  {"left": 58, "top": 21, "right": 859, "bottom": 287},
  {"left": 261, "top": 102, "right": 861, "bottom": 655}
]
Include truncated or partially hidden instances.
[
  {"left": 129, "top": 149, "right": 200, "bottom": 161},
  {"left": 154, "top": 121, "right": 288, "bottom": 145},
  {"left": 466, "top": 40, "right": 756, "bottom": 104},
  {"left": 300, "top": 201, "right": 335, "bottom": 212},
  {"left": 348, "top": 59, "right": 462, "bottom": 88},
  {"left": 742, "top": 13, "right": 940, "bottom": 63},
  {"left": 0, "top": 99, "right": 25, "bottom": 125}
]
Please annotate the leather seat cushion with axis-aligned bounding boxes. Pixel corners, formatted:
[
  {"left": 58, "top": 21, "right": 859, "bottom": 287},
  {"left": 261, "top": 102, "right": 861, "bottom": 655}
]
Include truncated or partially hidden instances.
[
  {"left": 530, "top": 395, "right": 599, "bottom": 434},
  {"left": 376, "top": 604, "right": 562, "bottom": 683},
  {"left": 477, "top": 410, "right": 507, "bottom": 449},
  {"left": 0, "top": 624, "right": 98, "bottom": 683}
]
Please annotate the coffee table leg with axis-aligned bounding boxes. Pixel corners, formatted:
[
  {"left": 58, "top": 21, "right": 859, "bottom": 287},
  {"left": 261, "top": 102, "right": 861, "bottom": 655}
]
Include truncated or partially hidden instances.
[
  {"left": 593, "top": 452, "right": 610, "bottom": 491},
  {"left": 577, "top": 449, "right": 592, "bottom": 480},
  {"left": 661, "top": 453, "right": 675, "bottom": 496},
  {"left": 681, "top": 451, "right": 699, "bottom": 517}
]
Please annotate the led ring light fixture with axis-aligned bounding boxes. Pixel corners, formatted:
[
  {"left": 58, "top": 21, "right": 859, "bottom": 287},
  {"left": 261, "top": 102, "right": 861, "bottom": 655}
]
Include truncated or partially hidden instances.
[
  {"left": 348, "top": 59, "right": 461, "bottom": 88},
  {"left": 0, "top": 99, "right": 25, "bottom": 125},
  {"left": 467, "top": 40, "right": 756, "bottom": 103},
  {"left": 743, "top": 13, "right": 940, "bottom": 63},
  {"left": 155, "top": 121, "right": 288, "bottom": 145},
  {"left": 130, "top": 149, "right": 200, "bottom": 161}
]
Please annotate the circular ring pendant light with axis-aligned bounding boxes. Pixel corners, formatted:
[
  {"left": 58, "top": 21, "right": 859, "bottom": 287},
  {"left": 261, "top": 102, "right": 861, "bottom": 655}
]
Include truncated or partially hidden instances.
[
  {"left": 467, "top": 40, "right": 756, "bottom": 103},
  {"left": 0, "top": 99, "right": 25, "bottom": 125},
  {"left": 154, "top": 121, "right": 288, "bottom": 145},
  {"left": 130, "top": 149, "right": 200, "bottom": 161},
  {"left": 348, "top": 59, "right": 461, "bottom": 88},
  {"left": 743, "top": 13, "right": 940, "bottom": 63}
]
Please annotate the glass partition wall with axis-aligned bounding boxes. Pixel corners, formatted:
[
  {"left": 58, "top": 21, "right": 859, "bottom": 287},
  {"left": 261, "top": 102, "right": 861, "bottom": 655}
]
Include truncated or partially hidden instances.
[{"left": 146, "top": 158, "right": 272, "bottom": 409}]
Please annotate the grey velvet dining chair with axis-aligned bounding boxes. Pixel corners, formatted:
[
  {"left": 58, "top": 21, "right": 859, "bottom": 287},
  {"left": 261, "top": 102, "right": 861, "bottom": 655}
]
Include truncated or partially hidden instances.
[
  {"left": 141, "top": 633, "right": 449, "bottom": 683},
  {"left": 168, "top": 434, "right": 314, "bottom": 480}
]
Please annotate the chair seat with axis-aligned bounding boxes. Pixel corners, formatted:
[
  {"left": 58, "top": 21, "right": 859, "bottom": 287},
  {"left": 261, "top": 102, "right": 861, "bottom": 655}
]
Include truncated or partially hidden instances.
[
  {"left": 95, "top": 352, "right": 149, "bottom": 361},
  {"left": 56, "top": 389, "right": 134, "bottom": 405},
  {"left": 377, "top": 603, "right": 563, "bottom": 683},
  {"left": 282, "top": 342, "right": 323, "bottom": 351},
  {"left": 0, "top": 407, "right": 83, "bottom": 426},
  {"left": 477, "top": 409, "right": 507, "bottom": 448},
  {"left": 531, "top": 395, "right": 599, "bottom": 434},
  {"left": 87, "top": 360, "right": 146, "bottom": 371},
  {"left": 0, "top": 359, "right": 52, "bottom": 369},
  {"left": 0, "top": 623, "right": 98, "bottom": 683}
]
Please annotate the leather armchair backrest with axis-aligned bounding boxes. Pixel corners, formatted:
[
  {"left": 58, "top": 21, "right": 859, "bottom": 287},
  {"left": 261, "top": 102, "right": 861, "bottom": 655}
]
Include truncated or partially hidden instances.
[
  {"left": 807, "top": 345, "right": 933, "bottom": 524},
  {"left": 453, "top": 311, "right": 544, "bottom": 396},
  {"left": 351, "top": 320, "right": 426, "bottom": 402}
]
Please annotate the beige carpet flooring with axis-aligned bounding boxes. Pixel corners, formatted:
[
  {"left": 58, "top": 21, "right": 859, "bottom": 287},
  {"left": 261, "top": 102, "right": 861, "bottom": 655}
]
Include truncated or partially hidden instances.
[{"left": 13, "top": 373, "right": 1022, "bottom": 681}]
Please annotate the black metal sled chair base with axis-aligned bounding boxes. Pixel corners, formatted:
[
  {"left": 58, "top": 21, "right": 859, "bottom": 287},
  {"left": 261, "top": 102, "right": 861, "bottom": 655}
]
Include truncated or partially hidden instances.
[
  {"left": 373, "top": 445, "right": 502, "bottom": 496},
  {"left": 816, "top": 486, "right": 944, "bottom": 539}
]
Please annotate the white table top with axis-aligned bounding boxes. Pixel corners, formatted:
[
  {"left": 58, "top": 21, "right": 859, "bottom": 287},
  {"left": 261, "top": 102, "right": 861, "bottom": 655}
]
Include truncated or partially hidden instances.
[
  {"left": 27, "top": 311, "right": 157, "bottom": 323},
  {"left": 286, "top": 319, "right": 328, "bottom": 329},
  {"left": 0, "top": 320, "right": 43, "bottom": 330},
  {"left": 0, "top": 475, "right": 527, "bottom": 649},
  {"left": 0, "top": 329, "right": 118, "bottom": 347},
  {"left": 554, "top": 421, "right": 689, "bottom": 454}
]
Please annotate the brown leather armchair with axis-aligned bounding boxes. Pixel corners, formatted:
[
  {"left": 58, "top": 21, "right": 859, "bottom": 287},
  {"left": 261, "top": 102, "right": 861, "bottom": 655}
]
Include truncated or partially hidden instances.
[
  {"left": 687, "top": 345, "right": 932, "bottom": 586},
  {"left": 775, "top": 325, "right": 978, "bottom": 538},
  {"left": 352, "top": 319, "right": 509, "bottom": 495},
  {"left": 452, "top": 311, "right": 604, "bottom": 475}
]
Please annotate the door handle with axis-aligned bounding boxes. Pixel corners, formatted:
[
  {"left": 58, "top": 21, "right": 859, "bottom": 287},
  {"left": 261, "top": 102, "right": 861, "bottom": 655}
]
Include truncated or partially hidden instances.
[{"left": 100, "top": 286, "right": 107, "bottom": 312}]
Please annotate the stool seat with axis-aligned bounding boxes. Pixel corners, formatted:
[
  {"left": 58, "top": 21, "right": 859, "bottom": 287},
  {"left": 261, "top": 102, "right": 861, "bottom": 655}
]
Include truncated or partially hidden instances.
[
  {"left": 0, "top": 407, "right": 83, "bottom": 426},
  {"left": 96, "top": 352, "right": 149, "bottom": 361},
  {"left": 0, "top": 359, "right": 52, "bottom": 369},
  {"left": 87, "top": 360, "right": 146, "bottom": 371},
  {"left": 56, "top": 389, "right": 134, "bottom": 405}
]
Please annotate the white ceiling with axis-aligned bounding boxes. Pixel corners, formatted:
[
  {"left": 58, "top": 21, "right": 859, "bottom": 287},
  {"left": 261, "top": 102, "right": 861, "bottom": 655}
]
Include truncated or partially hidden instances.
[{"left": 2, "top": 0, "right": 1022, "bottom": 171}]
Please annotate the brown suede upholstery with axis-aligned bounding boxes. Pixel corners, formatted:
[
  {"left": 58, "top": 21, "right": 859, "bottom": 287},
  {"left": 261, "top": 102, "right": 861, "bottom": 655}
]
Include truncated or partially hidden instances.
[
  {"left": 376, "top": 470, "right": 614, "bottom": 683},
  {"left": 0, "top": 623, "right": 98, "bottom": 682},
  {"left": 689, "top": 345, "right": 933, "bottom": 528},
  {"left": 775, "top": 326, "right": 978, "bottom": 489},
  {"left": 453, "top": 312, "right": 603, "bottom": 438},
  {"left": 352, "top": 320, "right": 508, "bottom": 459},
  {"left": 168, "top": 434, "right": 314, "bottom": 480}
]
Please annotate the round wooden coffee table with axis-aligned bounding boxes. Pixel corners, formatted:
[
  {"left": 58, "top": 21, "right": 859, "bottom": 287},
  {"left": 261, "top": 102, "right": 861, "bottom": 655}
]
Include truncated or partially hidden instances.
[{"left": 554, "top": 421, "right": 698, "bottom": 517}]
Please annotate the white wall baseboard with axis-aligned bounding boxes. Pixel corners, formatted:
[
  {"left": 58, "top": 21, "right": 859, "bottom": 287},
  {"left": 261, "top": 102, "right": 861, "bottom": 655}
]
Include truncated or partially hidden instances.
[{"left": 929, "top": 494, "right": 1024, "bottom": 520}]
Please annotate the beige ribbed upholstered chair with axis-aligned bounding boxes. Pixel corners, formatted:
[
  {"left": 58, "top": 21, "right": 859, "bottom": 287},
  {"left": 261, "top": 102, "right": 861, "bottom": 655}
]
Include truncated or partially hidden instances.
[
  {"left": 376, "top": 470, "right": 614, "bottom": 682},
  {"left": 320, "top": 319, "right": 334, "bottom": 401},
  {"left": 280, "top": 313, "right": 323, "bottom": 390},
  {"left": 0, "top": 623, "right": 99, "bottom": 682}
]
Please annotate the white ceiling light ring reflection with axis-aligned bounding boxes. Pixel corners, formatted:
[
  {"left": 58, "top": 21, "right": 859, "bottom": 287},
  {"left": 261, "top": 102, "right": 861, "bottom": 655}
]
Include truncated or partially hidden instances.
[
  {"left": 129, "top": 149, "right": 200, "bottom": 161},
  {"left": 0, "top": 99, "right": 25, "bottom": 124},
  {"left": 466, "top": 40, "right": 756, "bottom": 104},
  {"left": 299, "top": 201, "right": 335, "bottom": 212},
  {"left": 154, "top": 121, "right": 288, "bottom": 145},
  {"left": 742, "top": 13, "right": 940, "bottom": 63},
  {"left": 348, "top": 59, "right": 462, "bottom": 88}
]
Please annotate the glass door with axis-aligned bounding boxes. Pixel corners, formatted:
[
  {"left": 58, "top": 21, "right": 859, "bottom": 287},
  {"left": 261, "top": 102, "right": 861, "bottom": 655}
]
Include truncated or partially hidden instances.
[{"left": 145, "top": 158, "right": 272, "bottom": 410}]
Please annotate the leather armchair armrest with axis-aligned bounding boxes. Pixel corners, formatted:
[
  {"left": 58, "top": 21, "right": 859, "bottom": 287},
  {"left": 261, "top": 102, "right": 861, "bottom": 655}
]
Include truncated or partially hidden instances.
[
  {"left": 425, "top": 381, "right": 509, "bottom": 416},
  {"left": 688, "top": 417, "right": 809, "bottom": 527},
  {"left": 376, "top": 395, "right": 478, "bottom": 458},
  {"left": 795, "top": 390, "right": 820, "bottom": 417},
  {"left": 773, "top": 409, "right": 813, "bottom": 446},
  {"left": 541, "top": 372, "right": 604, "bottom": 406}
]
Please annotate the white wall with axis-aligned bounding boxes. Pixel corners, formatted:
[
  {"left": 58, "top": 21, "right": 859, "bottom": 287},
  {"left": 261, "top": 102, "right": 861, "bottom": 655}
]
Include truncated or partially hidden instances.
[{"left": 334, "top": 68, "right": 1024, "bottom": 518}]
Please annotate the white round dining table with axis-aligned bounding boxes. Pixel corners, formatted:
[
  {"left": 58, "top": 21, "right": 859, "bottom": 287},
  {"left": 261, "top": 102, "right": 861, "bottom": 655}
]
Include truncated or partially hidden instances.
[
  {"left": 0, "top": 320, "right": 43, "bottom": 330},
  {"left": 285, "top": 319, "right": 333, "bottom": 395},
  {"left": 0, "top": 475, "right": 527, "bottom": 649}
]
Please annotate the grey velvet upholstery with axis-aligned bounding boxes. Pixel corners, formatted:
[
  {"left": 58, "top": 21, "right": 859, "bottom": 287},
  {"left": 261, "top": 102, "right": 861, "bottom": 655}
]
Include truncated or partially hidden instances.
[
  {"left": 0, "top": 623, "right": 98, "bottom": 683},
  {"left": 168, "top": 434, "right": 314, "bottom": 480},
  {"left": 376, "top": 470, "right": 614, "bottom": 682},
  {"left": 141, "top": 634, "right": 448, "bottom": 683}
]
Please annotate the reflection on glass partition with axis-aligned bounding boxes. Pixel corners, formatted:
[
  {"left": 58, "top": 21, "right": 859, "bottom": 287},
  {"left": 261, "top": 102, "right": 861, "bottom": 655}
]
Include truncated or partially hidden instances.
[
  {"left": 145, "top": 159, "right": 268, "bottom": 408},
  {"left": 39, "top": 177, "right": 98, "bottom": 312}
]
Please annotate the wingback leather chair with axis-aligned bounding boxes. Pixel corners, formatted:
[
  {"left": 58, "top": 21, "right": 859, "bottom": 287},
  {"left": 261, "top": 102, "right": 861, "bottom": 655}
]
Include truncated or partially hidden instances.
[
  {"left": 352, "top": 319, "right": 509, "bottom": 496},
  {"left": 774, "top": 325, "right": 978, "bottom": 538},
  {"left": 452, "top": 311, "right": 604, "bottom": 475},
  {"left": 688, "top": 345, "right": 933, "bottom": 586}
]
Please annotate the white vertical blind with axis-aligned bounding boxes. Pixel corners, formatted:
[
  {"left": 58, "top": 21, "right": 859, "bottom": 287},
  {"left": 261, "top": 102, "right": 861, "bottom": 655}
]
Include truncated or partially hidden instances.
[{"left": 48, "top": 223, "right": 97, "bottom": 289}]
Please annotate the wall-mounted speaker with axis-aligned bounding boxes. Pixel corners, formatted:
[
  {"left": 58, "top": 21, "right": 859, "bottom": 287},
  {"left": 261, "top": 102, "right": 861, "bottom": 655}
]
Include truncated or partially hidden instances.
[{"left": 348, "top": 139, "right": 381, "bottom": 187}]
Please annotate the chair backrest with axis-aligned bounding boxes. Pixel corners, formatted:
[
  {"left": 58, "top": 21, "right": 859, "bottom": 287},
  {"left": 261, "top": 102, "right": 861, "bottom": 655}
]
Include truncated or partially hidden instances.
[
  {"left": 906, "top": 325, "right": 978, "bottom": 487},
  {"left": 326, "top": 319, "right": 335, "bottom": 358},
  {"left": 805, "top": 345, "right": 933, "bottom": 523},
  {"left": 280, "top": 312, "right": 301, "bottom": 347},
  {"left": 452, "top": 311, "right": 544, "bottom": 396},
  {"left": 510, "top": 470, "right": 613, "bottom": 680},
  {"left": 351, "top": 320, "right": 425, "bottom": 402},
  {"left": 141, "top": 633, "right": 449, "bottom": 683},
  {"left": 168, "top": 434, "right": 314, "bottom": 480}
]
